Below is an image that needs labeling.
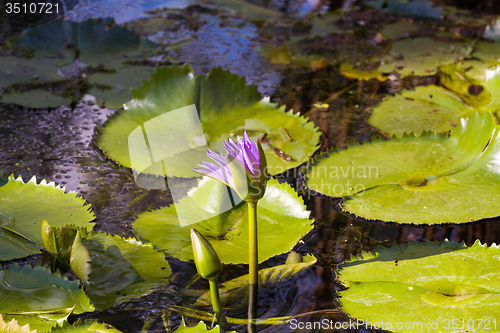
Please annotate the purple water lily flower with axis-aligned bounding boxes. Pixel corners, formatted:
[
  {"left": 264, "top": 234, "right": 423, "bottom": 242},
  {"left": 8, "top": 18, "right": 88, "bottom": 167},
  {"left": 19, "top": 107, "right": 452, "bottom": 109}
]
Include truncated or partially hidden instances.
[{"left": 193, "top": 132, "right": 268, "bottom": 202}]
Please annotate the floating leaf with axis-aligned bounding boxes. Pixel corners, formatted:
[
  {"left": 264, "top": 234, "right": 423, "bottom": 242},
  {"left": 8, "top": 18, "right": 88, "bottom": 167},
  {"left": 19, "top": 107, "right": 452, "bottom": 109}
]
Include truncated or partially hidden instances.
[
  {"left": 471, "top": 41, "right": 500, "bottom": 63},
  {"left": 309, "top": 13, "right": 343, "bottom": 37},
  {"left": 439, "top": 63, "right": 491, "bottom": 107},
  {"left": 0, "top": 175, "right": 94, "bottom": 253},
  {"left": 96, "top": 65, "right": 320, "bottom": 177},
  {"left": 133, "top": 178, "right": 314, "bottom": 264},
  {"left": 0, "top": 314, "right": 36, "bottom": 333},
  {"left": 1, "top": 18, "right": 162, "bottom": 108},
  {"left": 261, "top": 45, "right": 330, "bottom": 69},
  {"left": 370, "top": 60, "right": 500, "bottom": 136},
  {"left": 0, "top": 228, "right": 41, "bottom": 261},
  {"left": 338, "top": 240, "right": 500, "bottom": 333},
  {"left": 51, "top": 320, "right": 123, "bottom": 333},
  {"left": 306, "top": 112, "right": 500, "bottom": 224},
  {"left": 380, "top": 21, "right": 419, "bottom": 40},
  {"left": 340, "top": 63, "right": 387, "bottom": 82},
  {"left": 0, "top": 264, "right": 94, "bottom": 333},
  {"left": 207, "top": 0, "right": 281, "bottom": 23},
  {"left": 443, "top": 60, "right": 500, "bottom": 113},
  {"left": 369, "top": 85, "right": 471, "bottom": 136},
  {"left": 195, "top": 253, "right": 317, "bottom": 306},
  {"left": 83, "top": 232, "right": 171, "bottom": 311},
  {"left": 378, "top": 37, "right": 473, "bottom": 76},
  {"left": 172, "top": 318, "right": 221, "bottom": 333}
]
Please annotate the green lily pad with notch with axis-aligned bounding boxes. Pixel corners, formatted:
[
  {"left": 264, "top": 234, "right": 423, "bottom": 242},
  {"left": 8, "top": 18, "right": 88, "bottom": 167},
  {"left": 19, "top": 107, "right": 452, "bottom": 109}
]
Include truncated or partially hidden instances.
[
  {"left": 1, "top": 18, "right": 162, "bottom": 108},
  {"left": 378, "top": 37, "right": 473, "bottom": 76},
  {"left": 0, "top": 264, "right": 94, "bottom": 333},
  {"left": 0, "top": 175, "right": 95, "bottom": 253},
  {"left": 95, "top": 64, "right": 320, "bottom": 178},
  {"left": 306, "top": 112, "right": 500, "bottom": 224},
  {"left": 83, "top": 232, "right": 171, "bottom": 311},
  {"left": 195, "top": 253, "right": 317, "bottom": 306},
  {"left": 338, "top": 240, "right": 500, "bottom": 333},
  {"left": 133, "top": 178, "right": 314, "bottom": 264}
]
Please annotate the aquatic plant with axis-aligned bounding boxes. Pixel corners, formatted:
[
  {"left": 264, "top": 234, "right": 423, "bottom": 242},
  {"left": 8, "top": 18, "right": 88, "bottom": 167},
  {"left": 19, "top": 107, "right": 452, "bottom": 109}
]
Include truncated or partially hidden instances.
[
  {"left": 0, "top": 18, "right": 164, "bottom": 108},
  {"left": 0, "top": 264, "right": 94, "bottom": 332},
  {"left": 0, "top": 175, "right": 94, "bottom": 261},
  {"left": 133, "top": 177, "right": 313, "bottom": 264},
  {"left": 194, "top": 132, "right": 268, "bottom": 332},
  {"left": 337, "top": 240, "right": 500, "bottom": 333},
  {"left": 306, "top": 112, "right": 500, "bottom": 224},
  {"left": 191, "top": 229, "right": 224, "bottom": 324},
  {"left": 96, "top": 65, "right": 320, "bottom": 178}
]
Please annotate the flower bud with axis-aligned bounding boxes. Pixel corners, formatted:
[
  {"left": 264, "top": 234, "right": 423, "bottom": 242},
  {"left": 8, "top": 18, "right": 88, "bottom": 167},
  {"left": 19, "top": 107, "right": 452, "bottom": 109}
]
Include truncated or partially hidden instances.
[{"left": 191, "top": 228, "right": 223, "bottom": 281}]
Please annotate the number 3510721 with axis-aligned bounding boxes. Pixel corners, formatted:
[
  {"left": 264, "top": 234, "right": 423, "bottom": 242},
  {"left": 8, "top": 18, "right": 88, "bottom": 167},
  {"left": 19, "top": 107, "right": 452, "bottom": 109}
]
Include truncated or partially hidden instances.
[{"left": 6, "top": 2, "right": 59, "bottom": 14}]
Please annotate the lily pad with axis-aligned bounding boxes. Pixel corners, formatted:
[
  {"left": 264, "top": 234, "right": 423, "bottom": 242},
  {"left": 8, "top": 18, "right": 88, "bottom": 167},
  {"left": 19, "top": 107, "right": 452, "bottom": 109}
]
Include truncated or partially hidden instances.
[
  {"left": 83, "top": 232, "right": 172, "bottom": 311},
  {"left": 441, "top": 61, "right": 500, "bottom": 114},
  {"left": 340, "top": 63, "right": 387, "bottom": 82},
  {"left": 1, "top": 18, "right": 162, "bottom": 108},
  {"left": 338, "top": 240, "right": 500, "bottom": 333},
  {"left": 0, "top": 175, "right": 95, "bottom": 249},
  {"left": 471, "top": 41, "right": 500, "bottom": 63},
  {"left": 309, "top": 13, "right": 343, "bottom": 37},
  {"left": 96, "top": 65, "right": 320, "bottom": 177},
  {"left": 306, "top": 112, "right": 500, "bottom": 224},
  {"left": 380, "top": 21, "right": 419, "bottom": 40},
  {"left": 0, "top": 228, "right": 42, "bottom": 261},
  {"left": 369, "top": 85, "right": 471, "bottom": 136},
  {"left": 0, "top": 264, "right": 94, "bottom": 333},
  {"left": 378, "top": 37, "right": 473, "bottom": 76},
  {"left": 133, "top": 178, "right": 314, "bottom": 264},
  {"left": 0, "top": 314, "right": 36, "bottom": 333},
  {"left": 369, "top": 60, "right": 500, "bottom": 136},
  {"left": 173, "top": 319, "right": 221, "bottom": 333}
]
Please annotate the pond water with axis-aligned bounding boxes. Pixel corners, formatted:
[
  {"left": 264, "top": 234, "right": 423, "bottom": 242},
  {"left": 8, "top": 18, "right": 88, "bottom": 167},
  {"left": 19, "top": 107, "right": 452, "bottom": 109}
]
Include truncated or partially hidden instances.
[{"left": 2, "top": 0, "right": 500, "bottom": 332}]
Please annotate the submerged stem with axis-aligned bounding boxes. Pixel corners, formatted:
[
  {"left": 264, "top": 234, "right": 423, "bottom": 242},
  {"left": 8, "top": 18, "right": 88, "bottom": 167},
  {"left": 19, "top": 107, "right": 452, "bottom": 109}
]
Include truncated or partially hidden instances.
[
  {"left": 209, "top": 279, "right": 222, "bottom": 325},
  {"left": 248, "top": 201, "right": 258, "bottom": 332}
]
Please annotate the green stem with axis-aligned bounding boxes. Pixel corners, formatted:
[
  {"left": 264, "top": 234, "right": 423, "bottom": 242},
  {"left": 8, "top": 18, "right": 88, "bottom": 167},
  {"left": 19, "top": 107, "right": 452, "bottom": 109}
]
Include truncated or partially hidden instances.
[
  {"left": 209, "top": 279, "right": 222, "bottom": 325},
  {"left": 248, "top": 201, "right": 258, "bottom": 332}
]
